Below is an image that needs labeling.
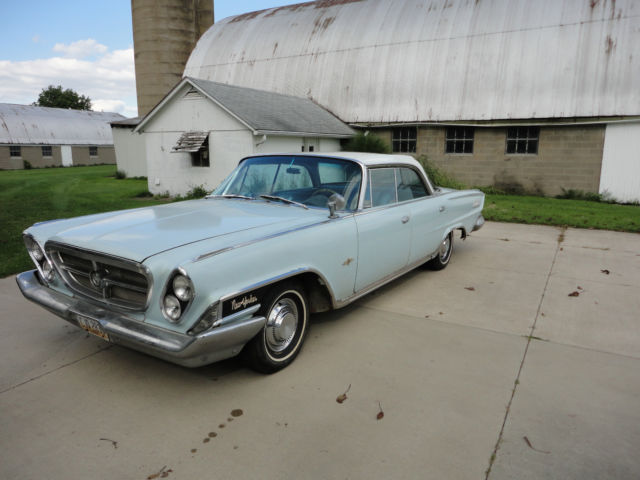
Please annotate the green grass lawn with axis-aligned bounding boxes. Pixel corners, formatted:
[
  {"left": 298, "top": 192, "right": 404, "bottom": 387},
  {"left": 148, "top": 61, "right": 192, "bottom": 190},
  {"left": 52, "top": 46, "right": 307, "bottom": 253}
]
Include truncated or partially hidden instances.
[
  {"left": 483, "top": 194, "right": 640, "bottom": 232},
  {"left": 0, "top": 165, "right": 171, "bottom": 278}
]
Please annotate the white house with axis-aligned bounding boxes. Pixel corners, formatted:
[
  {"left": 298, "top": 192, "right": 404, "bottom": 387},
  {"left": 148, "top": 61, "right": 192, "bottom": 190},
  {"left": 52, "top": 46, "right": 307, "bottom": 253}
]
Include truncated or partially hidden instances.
[{"left": 125, "top": 77, "right": 353, "bottom": 195}]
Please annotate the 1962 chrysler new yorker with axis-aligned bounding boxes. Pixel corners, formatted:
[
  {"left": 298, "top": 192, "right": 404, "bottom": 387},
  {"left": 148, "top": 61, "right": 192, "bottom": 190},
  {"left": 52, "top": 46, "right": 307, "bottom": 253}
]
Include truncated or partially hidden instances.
[{"left": 17, "top": 153, "right": 484, "bottom": 372}]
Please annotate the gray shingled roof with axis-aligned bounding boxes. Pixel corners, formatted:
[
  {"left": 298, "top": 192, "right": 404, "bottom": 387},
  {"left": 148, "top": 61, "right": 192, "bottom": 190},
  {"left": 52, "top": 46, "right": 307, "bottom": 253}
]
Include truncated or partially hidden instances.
[
  {"left": 186, "top": 77, "right": 353, "bottom": 137},
  {"left": 0, "top": 103, "right": 124, "bottom": 145}
]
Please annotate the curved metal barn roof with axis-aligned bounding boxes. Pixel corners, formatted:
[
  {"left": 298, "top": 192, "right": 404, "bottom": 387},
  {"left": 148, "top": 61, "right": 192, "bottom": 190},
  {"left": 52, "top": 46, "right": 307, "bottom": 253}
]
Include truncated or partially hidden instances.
[
  {"left": 184, "top": 0, "right": 640, "bottom": 123},
  {"left": 0, "top": 104, "right": 124, "bottom": 145}
]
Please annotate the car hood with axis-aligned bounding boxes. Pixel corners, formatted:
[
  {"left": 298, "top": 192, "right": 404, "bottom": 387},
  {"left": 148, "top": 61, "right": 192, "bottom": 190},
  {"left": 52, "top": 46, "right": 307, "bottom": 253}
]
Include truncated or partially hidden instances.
[{"left": 38, "top": 199, "right": 327, "bottom": 263}]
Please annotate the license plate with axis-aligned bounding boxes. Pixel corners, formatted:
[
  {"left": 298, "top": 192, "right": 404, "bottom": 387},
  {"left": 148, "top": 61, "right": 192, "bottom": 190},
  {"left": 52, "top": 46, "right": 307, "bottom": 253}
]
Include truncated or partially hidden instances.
[{"left": 75, "top": 315, "right": 110, "bottom": 341}]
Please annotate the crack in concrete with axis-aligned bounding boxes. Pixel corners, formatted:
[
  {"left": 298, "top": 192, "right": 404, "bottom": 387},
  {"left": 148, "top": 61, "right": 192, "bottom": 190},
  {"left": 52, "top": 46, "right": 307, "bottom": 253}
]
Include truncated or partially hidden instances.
[
  {"left": 0, "top": 345, "right": 112, "bottom": 395},
  {"left": 485, "top": 227, "right": 565, "bottom": 479}
]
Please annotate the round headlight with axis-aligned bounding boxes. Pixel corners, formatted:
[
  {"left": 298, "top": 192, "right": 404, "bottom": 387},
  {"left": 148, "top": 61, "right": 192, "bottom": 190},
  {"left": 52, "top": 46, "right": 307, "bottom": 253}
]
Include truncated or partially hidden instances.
[
  {"left": 26, "top": 238, "right": 44, "bottom": 262},
  {"left": 42, "top": 260, "right": 55, "bottom": 282},
  {"left": 172, "top": 274, "right": 193, "bottom": 302},
  {"left": 163, "top": 295, "right": 182, "bottom": 322}
]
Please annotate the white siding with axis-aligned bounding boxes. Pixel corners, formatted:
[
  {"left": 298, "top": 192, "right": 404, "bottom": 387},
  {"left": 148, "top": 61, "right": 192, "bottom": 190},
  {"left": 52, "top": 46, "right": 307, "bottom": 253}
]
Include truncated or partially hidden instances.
[
  {"left": 600, "top": 122, "right": 640, "bottom": 203},
  {"left": 113, "top": 127, "right": 147, "bottom": 178}
]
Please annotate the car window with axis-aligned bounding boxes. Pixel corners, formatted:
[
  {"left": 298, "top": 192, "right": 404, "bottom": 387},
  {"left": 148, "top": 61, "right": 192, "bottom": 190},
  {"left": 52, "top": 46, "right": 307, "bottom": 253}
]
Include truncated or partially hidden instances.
[
  {"left": 397, "top": 168, "right": 428, "bottom": 201},
  {"left": 369, "top": 168, "right": 397, "bottom": 207},
  {"left": 229, "top": 163, "right": 278, "bottom": 196},
  {"left": 273, "top": 164, "right": 313, "bottom": 192}
]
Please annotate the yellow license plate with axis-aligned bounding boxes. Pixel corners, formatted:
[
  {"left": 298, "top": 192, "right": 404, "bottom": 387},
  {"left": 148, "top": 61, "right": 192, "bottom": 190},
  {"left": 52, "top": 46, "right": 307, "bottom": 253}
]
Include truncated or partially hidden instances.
[{"left": 76, "top": 315, "right": 110, "bottom": 341}]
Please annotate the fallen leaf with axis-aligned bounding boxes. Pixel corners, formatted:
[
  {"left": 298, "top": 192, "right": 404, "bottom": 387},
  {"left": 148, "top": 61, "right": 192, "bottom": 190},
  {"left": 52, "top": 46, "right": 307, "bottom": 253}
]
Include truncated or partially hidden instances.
[
  {"left": 190, "top": 449, "right": 197, "bottom": 453},
  {"left": 336, "top": 384, "right": 351, "bottom": 404},
  {"left": 147, "top": 466, "right": 168, "bottom": 480},
  {"left": 377, "top": 402, "right": 384, "bottom": 420},
  {"left": 99, "top": 438, "right": 118, "bottom": 449},
  {"left": 464, "top": 287, "right": 475, "bottom": 291},
  {"left": 523, "top": 436, "right": 550, "bottom": 454},
  {"left": 208, "top": 432, "right": 217, "bottom": 438},
  {"left": 231, "top": 409, "right": 243, "bottom": 417},
  {"left": 577, "top": 286, "right": 583, "bottom": 290},
  {"left": 203, "top": 438, "right": 210, "bottom": 443},
  {"left": 601, "top": 269, "right": 610, "bottom": 275},
  {"left": 568, "top": 291, "right": 580, "bottom": 297}
]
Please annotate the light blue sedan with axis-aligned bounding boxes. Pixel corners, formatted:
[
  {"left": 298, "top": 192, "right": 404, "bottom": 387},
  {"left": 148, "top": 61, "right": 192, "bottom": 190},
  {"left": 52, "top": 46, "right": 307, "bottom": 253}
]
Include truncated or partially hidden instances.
[{"left": 17, "top": 153, "right": 484, "bottom": 372}]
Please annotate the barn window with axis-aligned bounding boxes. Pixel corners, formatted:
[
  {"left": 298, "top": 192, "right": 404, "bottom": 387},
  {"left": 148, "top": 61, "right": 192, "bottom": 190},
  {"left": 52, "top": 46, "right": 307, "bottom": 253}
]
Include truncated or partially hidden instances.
[
  {"left": 392, "top": 127, "right": 417, "bottom": 153},
  {"left": 506, "top": 127, "right": 539, "bottom": 154},
  {"left": 10, "top": 146, "right": 21, "bottom": 157},
  {"left": 89, "top": 146, "right": 98, "bottom": 157},
  {"left": 445, "top": 127, "right": 474, "bottom": 154},
  {"left": 42, "top": 146, "right": 52, "bottom": 157},
  {"left": 172, "top": 131, "right": 210, "bottom": 167}
]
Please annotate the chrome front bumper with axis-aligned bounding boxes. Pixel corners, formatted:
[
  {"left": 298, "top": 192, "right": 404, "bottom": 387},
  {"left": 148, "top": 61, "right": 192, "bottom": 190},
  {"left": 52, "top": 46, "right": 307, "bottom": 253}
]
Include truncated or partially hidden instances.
[{"left": 16, "top": 270, "right": 266, "bottom": 367}]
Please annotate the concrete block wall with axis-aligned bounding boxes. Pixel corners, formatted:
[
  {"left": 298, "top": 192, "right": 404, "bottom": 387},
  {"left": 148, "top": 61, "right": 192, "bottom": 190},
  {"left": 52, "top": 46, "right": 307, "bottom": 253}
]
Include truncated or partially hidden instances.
[
  {"left": 0, "top": 145, "right": 116, "bottom": 169},
  {"left": 0, "top": 146, "right": 61, "bottom": 169},
  {"left": 371, "top": 125, "right": 605, "bottom": 196}
]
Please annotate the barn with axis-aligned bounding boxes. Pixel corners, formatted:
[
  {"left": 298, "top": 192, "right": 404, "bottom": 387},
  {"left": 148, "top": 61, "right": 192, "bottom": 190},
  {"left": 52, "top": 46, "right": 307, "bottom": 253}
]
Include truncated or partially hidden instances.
[
  {"left": 177, "top": 0, "right": 639, "bottom": 201},
  {"left": 0, "top": 104, "right": 123, "bottom": 170}
]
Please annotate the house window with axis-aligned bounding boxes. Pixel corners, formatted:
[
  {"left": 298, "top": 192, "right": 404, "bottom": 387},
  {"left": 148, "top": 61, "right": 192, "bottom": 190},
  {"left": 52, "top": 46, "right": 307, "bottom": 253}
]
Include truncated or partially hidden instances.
[
  {"left": 445, "top": 127, "right": 474, "bottom": 154},
  {"left": 89, "top": 146, "right": 98, "bottom": 157},
  {"left": 10, "top": 146, "right": 21, "bottom": 157},
  {"left": 191, "top": 148, "right": 210, "bottom": 167},
  {"left": 506, "top": 127, "right": 539, "bottom": 154},
  {"left": 392, "top": 127, "right": 417, "bottom": 153},
  {"left": 42, "top": 146, "right": 52, "bottom": 157}
]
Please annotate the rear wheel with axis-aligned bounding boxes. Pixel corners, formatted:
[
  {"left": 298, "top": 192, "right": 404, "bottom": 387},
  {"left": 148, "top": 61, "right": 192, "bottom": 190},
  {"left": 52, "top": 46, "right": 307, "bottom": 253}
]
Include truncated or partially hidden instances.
[
  {"left": 244, "top": 282, "right": 309, "bottom": 373},
  {"left": 427, "top": 231, "right": 453, "bottom": 270}
]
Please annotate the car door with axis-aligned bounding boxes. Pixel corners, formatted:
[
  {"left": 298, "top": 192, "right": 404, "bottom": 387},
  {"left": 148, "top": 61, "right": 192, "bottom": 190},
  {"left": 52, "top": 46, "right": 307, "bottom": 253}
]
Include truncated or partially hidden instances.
[
  {"left": 398, "top": 167, "right": 449, "bottom": 264},
  {"left": 354, "top": 167, "right": 411, "bottom": 292}
]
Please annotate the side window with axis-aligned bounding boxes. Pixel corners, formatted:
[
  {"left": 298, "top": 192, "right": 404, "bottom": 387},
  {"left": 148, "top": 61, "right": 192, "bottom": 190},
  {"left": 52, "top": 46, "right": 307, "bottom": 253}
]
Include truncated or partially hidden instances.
[
  {"left": 397, "top": 168, "right": 428, "bottom": 202},
  {"left": 369, "top": 168, "right": 397, "bottom": 207}
]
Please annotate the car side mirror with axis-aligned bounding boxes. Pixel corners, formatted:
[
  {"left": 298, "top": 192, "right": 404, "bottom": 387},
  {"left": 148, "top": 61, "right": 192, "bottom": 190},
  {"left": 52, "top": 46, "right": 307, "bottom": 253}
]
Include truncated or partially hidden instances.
[{"left": 327, "top": 193, "right": 346, "bottom": 219}]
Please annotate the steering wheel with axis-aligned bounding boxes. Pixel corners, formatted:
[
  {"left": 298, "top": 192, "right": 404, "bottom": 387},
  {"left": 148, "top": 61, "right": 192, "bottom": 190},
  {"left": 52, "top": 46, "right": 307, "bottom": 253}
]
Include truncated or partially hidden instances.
[{"left": 304, "top": 188, "right": 337, "bottom": 207}]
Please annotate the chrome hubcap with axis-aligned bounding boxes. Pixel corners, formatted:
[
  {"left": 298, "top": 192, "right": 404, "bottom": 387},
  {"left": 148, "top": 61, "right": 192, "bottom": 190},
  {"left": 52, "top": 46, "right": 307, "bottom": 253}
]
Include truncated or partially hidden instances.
[
  {"left": 265, "top": 297, "right": 298, "bottom": 352},
  {"left": 439, "top": 235, "right": 451, "bottom": 261}
]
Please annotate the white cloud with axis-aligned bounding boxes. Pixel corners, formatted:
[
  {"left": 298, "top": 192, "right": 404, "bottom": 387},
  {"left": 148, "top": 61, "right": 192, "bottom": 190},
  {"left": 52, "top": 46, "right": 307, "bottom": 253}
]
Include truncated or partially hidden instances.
[
  {"left": 0, "top": 42, "right": 137, "bottom": 116},
  {"left": 52, "top": 38, "right": 108, "bottom": 59}
]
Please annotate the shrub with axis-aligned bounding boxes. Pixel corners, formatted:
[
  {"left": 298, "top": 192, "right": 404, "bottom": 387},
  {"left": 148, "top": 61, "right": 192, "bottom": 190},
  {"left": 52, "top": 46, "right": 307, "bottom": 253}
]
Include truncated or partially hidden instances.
[
  {"left": 23, "top": 160, "right": 32, "bottom": 170},
  {"left": 556, "top": 188, "right": 605, "bottom": 202},
  {"left": 416, "top": 155, "right": 467, "bottom": 189},
  {"left": 115, "top": 170, "right": 126, "bottom": 179},
  {"left": 181, "top": 185, "right": 209, "bottom": 200},
  {"left": 344, "top": 132, "right": 391, "bottom": 153}
]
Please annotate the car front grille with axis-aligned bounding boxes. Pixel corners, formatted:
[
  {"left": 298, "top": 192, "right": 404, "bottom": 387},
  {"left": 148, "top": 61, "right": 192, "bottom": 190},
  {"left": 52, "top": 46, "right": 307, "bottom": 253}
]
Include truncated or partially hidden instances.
[{"left": 46, "top": 243, "right": 151, "bottom": 310}]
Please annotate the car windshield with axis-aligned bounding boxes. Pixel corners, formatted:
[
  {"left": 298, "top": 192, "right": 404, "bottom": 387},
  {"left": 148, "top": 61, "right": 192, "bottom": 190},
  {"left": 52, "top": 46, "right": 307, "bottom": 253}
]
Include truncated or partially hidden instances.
[{"left": 212, "top": 156, "right": 363, "bottom": 210}]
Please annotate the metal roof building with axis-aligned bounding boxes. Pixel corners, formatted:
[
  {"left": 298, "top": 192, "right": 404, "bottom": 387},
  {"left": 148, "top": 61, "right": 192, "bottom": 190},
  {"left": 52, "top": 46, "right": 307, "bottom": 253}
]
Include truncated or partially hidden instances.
[
  {"left": 0, "top": 104, "right": 123, "bottom": 169},
  {"left": 184, "top": 0, "right": 640, "bottom": 124},
  {"left": 0, "top": 104, "right": 124, "bottom": 145}
]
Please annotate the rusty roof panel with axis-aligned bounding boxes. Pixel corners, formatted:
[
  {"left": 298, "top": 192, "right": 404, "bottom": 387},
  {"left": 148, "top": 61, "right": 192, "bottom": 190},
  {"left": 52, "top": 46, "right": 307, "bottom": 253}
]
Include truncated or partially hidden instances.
[
  {"left": 184, "top": 0, "right": 640, "bottom": 123},
  {"left": 0, "top": 103, "right": 125, "bottom": 145}
]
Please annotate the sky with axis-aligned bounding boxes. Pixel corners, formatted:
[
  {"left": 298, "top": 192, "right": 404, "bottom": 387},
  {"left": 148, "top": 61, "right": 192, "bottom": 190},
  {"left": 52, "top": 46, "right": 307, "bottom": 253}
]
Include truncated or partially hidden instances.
[{"left": 0, "top": 1, "right": 300, "bottom": 118}]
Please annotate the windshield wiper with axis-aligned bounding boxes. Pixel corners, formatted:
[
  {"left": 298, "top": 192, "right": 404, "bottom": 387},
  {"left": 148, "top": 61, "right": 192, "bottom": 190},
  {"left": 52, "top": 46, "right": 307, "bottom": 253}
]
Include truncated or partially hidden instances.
[
  {"left": 207, "top": 194, "right": 255, "bottom": 200},
  {"left": 259, "top": 195, "right": 309, "bottom": 210}
]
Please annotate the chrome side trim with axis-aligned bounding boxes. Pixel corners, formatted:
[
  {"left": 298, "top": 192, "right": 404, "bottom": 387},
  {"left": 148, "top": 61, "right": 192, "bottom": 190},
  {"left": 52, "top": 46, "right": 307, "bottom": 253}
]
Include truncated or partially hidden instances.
[
  {"left": 334, "top": 252, "right": 438, "bottom": 309},
  {"left": 219, "top": 267, "right": 338, "bottom": 307},
  {"left": 213, "top": 304, "right": 261, "bottom": 328},
  {"left": 193, "top": 217, "right": 353, "bottom": 262}
]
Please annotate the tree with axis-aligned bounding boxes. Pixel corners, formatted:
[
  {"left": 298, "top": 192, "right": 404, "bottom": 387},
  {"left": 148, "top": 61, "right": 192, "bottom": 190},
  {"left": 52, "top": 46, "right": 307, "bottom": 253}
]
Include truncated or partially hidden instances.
[
  {"left": 33, "top": 85, "right": 92, "bottom": 110},
  {"left": 344, "top": 132, "right": 391, "bottom": 154}
]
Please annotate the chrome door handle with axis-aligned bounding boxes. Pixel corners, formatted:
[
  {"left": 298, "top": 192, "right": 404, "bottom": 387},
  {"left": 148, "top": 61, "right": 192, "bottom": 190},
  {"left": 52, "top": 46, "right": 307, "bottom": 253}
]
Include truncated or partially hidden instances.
[
  {"left": 439, "top": 206, "right": 446, "bottom": 212},
  {"left": 401, "top": 216, "right": 410, "bottom": 224}
]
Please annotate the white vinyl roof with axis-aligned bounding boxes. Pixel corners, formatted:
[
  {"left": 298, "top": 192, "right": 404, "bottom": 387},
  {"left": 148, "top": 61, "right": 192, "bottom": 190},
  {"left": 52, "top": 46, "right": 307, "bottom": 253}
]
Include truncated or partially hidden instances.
[
  {"left": 184, "top": 0, "right": 640, "bottom": 123},
  {"left": 0, "top": 103, "right": 124, "bottom": 145}
]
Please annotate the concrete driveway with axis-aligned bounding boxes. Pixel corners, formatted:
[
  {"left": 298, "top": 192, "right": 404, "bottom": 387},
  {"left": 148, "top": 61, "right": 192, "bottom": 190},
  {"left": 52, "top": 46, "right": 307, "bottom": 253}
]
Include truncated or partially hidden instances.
[{"left": 1, "top": 222, "right": 639, "bottom": 479}]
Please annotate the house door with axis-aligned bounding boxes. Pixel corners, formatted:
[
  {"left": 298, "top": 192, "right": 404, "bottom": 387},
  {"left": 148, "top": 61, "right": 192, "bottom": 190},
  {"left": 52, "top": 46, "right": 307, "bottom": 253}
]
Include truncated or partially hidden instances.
[{"left": 61, "top": 146, "right": 73, "bottom": 167}]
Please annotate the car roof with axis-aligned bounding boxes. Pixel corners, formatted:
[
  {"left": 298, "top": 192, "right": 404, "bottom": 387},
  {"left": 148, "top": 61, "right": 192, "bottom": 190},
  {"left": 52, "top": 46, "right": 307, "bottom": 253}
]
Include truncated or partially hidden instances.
[{"left": 245, "top": 152, "right": 424, "bottom": 169}]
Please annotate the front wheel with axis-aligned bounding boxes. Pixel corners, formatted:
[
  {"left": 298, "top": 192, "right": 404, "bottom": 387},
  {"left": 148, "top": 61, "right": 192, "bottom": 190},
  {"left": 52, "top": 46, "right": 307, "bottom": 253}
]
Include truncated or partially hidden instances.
[
  {"left": 243, "top": 282, "right": 309, "bottom": 373},
  {"left": 427, "top": 231, "right": 453, "bottom": 270}
]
